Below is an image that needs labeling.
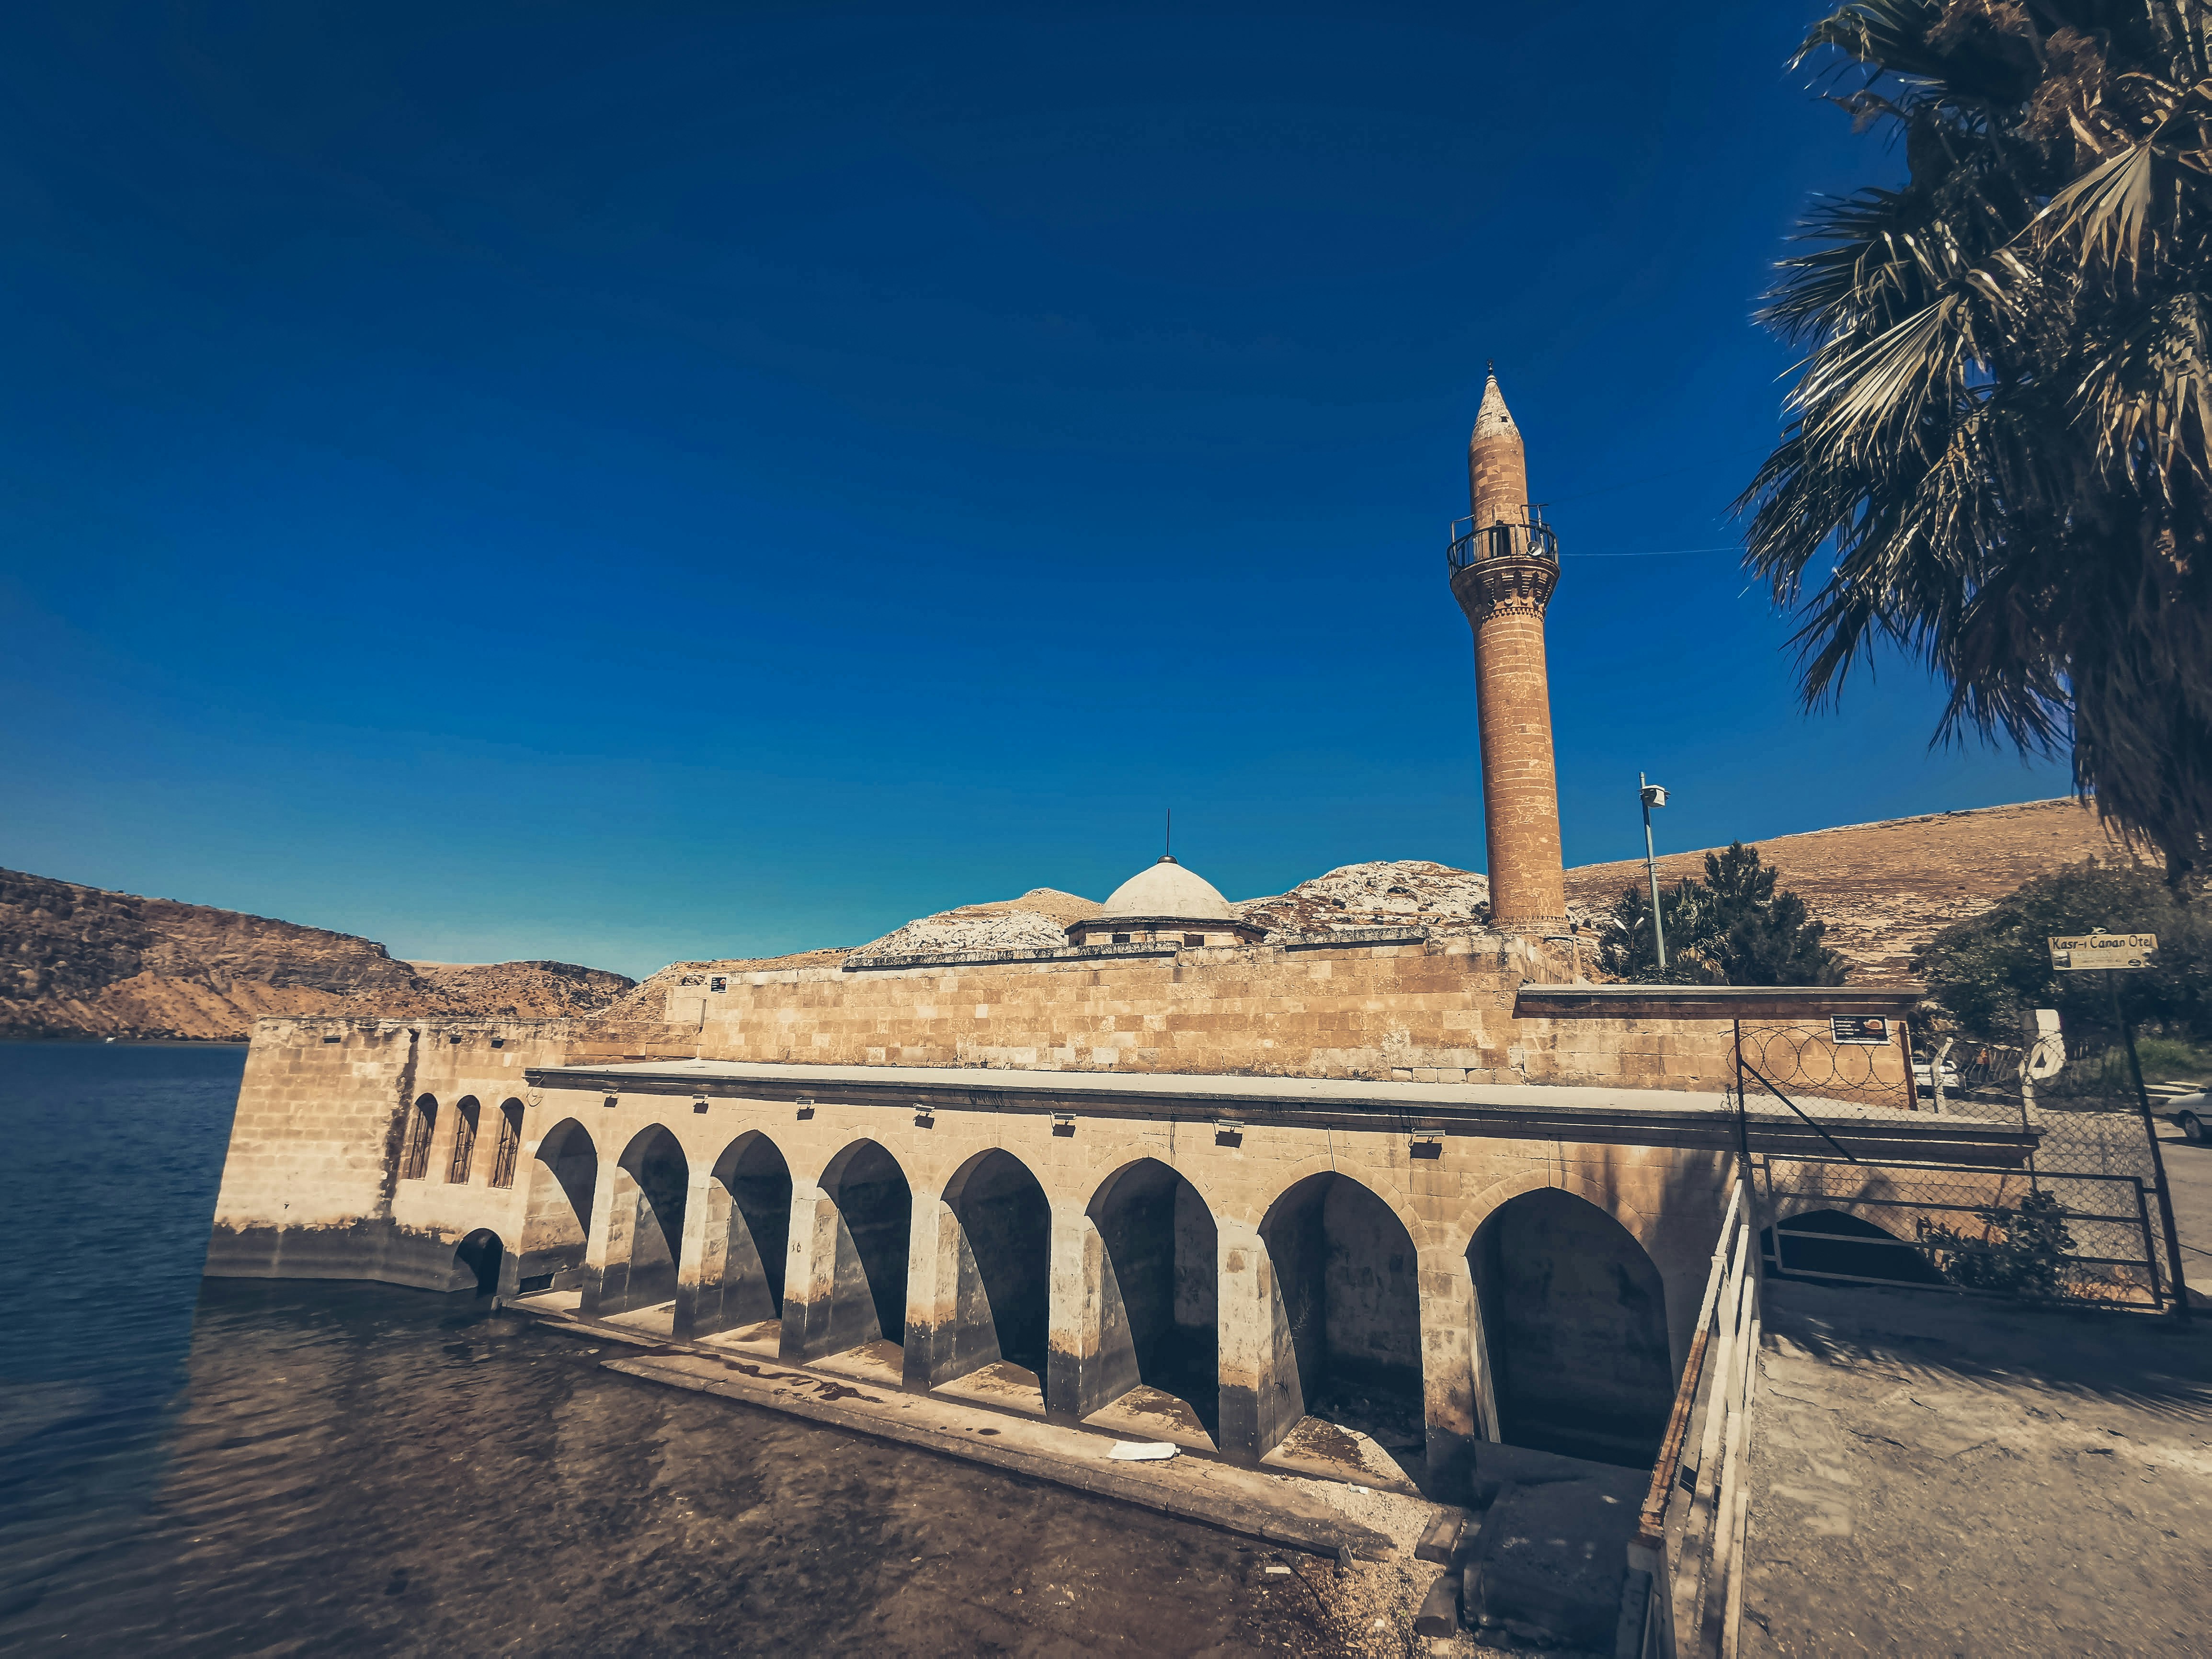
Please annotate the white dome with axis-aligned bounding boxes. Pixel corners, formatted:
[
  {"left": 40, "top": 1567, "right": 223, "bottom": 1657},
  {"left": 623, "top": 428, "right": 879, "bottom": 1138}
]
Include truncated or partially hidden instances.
[{"left": 1099, "top": 857, "right": 1236, "bottom": 921}]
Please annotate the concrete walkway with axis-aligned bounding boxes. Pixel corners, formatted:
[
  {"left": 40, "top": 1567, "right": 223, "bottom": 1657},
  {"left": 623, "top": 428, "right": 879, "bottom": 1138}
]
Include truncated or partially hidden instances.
[{"left": 1743, "top": 1279, "right": 2212, "bottom": 1657}]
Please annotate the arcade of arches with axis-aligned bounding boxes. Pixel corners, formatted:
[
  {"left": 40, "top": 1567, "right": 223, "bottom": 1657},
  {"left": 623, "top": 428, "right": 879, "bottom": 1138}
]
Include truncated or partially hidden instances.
[{"left": 475, "top": 1114, "right": 1692, "bottom": 1487}]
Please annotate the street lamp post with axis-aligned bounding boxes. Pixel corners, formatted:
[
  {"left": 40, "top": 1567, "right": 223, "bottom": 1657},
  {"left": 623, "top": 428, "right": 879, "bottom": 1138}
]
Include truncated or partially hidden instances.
[{"left": 1640, "top": 773, "right": 1669, "bottom": 972}]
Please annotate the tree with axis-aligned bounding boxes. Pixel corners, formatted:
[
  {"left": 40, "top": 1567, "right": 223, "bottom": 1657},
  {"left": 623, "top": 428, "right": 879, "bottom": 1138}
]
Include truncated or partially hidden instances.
[
  {"left": 1739, "top": 1, "right": 2212, "bottom": 889},
  {"left": 1915, "top": 859, "right": 2211, "bottom": 1045},
  {"left": 1599, "top": 841, "right": 1847, "bottom": 985}
]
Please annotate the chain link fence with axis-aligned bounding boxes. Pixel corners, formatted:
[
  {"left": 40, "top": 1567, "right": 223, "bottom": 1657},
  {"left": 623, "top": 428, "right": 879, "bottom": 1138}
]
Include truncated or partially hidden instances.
[{"left": 1732, "top": 1018, "right": 2180, "bottom": 1310}]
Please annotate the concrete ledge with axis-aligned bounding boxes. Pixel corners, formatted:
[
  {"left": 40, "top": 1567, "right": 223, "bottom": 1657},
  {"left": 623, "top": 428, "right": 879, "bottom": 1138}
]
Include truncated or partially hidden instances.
[
  {"left": 527, "top": 1058, "right": 2039, "bottom": 1162},
  {"left": 517, "top": 1306, "right": 1403, "bottom": 1562}
]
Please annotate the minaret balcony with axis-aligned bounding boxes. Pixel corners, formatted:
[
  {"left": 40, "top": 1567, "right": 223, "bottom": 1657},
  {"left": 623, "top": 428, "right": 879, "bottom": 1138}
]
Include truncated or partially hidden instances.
[{"left": 1447, "top": 511, "right": 1558, "bottom": 572}]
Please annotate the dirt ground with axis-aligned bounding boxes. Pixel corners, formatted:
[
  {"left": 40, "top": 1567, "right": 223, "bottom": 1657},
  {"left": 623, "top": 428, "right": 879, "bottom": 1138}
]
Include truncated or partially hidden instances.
[{"left": 1742, "top": 1278, "right": 2212, "bottom": 1657}]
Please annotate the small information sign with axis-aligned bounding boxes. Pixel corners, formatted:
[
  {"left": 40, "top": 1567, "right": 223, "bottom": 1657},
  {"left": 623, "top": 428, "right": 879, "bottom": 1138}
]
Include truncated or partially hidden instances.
[
  {"left": 2048, "top": 933, "right": 2158, "bottom": 971},
  {"left": 1830, "top": 1015, "right": 1892, "bottom": 1045}
]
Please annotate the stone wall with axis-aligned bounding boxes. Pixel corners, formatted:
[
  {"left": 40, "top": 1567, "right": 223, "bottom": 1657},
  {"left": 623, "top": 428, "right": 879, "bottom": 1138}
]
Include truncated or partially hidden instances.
[
  {"left": 207, "top": 1016, "right": 579, "bottom": 1286},
  {"left": 581, "top": 934, "right": 1760, "bottom": 1094}
]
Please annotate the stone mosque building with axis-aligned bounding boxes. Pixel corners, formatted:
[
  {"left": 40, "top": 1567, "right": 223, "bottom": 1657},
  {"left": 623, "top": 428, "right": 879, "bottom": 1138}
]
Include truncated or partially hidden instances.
[{"left": 205, "top": 375, "right": 1985, "bottom": 1503}]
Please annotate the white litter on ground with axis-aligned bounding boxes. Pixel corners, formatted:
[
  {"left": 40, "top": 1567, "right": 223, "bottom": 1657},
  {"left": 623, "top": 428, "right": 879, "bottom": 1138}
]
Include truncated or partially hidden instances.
[{"left": 1107, "top": 1441, "right": 1180, "bottom": 1461}]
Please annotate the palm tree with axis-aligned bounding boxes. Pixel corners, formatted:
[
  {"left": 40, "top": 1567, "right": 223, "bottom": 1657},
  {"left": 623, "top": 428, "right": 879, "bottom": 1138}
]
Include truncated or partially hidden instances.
[{"left": 1739, "top": 1, "right": 2212, "bottom": 888}]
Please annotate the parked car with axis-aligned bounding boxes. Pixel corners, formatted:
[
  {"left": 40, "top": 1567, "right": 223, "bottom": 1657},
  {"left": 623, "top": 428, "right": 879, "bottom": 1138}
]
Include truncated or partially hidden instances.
[
  {"left": 2171, "top": 1091, "right": 2209, "bottom": 1144},
  {"left": 1911, "top": 1057, "right": 1962, "bottom": 1094}
]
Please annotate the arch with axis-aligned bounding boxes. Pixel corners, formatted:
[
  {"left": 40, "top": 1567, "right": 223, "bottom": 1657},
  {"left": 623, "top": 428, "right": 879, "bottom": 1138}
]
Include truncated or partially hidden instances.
[
  {"left": 593, "top": 1124, "right": 690, "bottom": 1317},
  {"left": 453, "top": 1228, "right": 504, "bottom": 1295},
  {"left": 936, "top": 1148, "right": 1051, "bottom": 1384},
  {"left": 489, "top": 1099, "right": 524, "bottom": 1189},
  {"left": 518, "top": 1117, "right": 597, "bottom": 1292},
  {"left": 399, "top": 1094, "right": 438, "bottom": 1181},
  {"left": 1258, "top": 1171, "right": 1424, "bottom": 1466},
  {"left": 676, "top": 1131, "right": 794, "bottom": 1341},
  {"left": 811, "top": 1139, "right": 913, "bottom": 1354},
  {"left": 1449, "top": 1167, "right": 1662, "bottom": 1264},
  {"left": 446, "top": 1096, "right": 482, "bottom": 1184},
  {"left": 1764, "top": 1208, "right": 1943, "bottom": 1287},
  {"left": 1468, "top": 1187, "right": 1674, "bottom": 1467},
  {"left": 1085, "top": 1158, "right": 1219, "bottom": 1436}
]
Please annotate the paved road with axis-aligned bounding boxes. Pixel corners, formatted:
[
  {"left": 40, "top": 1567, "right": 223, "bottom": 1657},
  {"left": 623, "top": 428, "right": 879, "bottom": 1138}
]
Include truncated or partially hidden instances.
[{"left": 2156, "top": 1124, "right": 2212, "bottom": 1302}]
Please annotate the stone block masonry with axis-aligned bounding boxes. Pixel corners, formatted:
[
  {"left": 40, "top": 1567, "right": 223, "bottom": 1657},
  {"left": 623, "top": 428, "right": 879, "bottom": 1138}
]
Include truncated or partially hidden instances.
[
  {"left": 203, "top": 939, "right": 2029, "bottom": 1521},
  {"left": 587, "top": 932, "right": 1746, "bottom": 1089}
]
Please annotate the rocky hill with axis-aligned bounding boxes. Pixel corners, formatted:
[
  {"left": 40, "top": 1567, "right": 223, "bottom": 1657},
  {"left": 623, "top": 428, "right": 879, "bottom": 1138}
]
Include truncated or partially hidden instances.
[
  {"left": 1561, "top": 797, "right": 2128, "bottom": 978},
  {"left": 0, "top": 867, "right": 634, "bottom": 1041},
  {"left": 406, "top": 960, "right": 638, "bottom": 1019}
]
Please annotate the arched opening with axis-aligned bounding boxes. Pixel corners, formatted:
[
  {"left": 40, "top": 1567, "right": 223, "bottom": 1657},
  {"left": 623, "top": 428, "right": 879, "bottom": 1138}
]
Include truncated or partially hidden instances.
[
  {"left": 936, "top": 1149, "right": 1051, "bottom": 1390},
  {"left": 446, "top": 1097, "right": 481, "bottom": 1184},
  {"left": 518, "top": 1118, "right": 597, "bottom": 1294},
  {"left": 1763, "top": 1209, "right": 1943, "bottom": 1287},
  {"left": 399, "top": 1094, "right": 437, "bottom": 1181},
  {"left": 1087, "top": 1159, "right": 1219, "bottom": 1438},
  {"left": 677, "top": 1131, "right": 793, "bottom": 1342},
  {"left": 1260, "top": 1172, "right": 1424, "bottom": 1473},
  {"left": 814, "top": 1139, "right": 912, "bottom": 1358},
  {"left": 489, "top": 1099, "right": 524, "bottom": 1189},
  {"left": 594, "top": 1124, "right": 690, "bottom": 1318},
  {"left": 454, "top": 1228, "right": 504, "bottom": 1295},
  {"left": 1469, "top": 1188, "right": 1673, "bottom": 1467}
]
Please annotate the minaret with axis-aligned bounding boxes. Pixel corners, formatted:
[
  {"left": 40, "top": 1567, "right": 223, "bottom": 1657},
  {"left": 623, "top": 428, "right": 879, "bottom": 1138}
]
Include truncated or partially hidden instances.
[{"left": 1450, "top": 366, "right": 1567, "bottom": 933}]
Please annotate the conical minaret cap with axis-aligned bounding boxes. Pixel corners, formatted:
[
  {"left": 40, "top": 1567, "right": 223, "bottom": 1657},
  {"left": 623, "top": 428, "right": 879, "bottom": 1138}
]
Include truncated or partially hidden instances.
[{"left": 1471, "top": 366, "right": 1521, "bottom": 444}]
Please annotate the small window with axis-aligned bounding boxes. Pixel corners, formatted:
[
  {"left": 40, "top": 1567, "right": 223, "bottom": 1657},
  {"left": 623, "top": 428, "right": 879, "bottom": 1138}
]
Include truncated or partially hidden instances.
[
  {"left": 489, "top": 1099, "right": 524, "bottom": 1189},
  {"left": 447, "top": 1097, "right": 481, "bottom": 1184},
  {"left": 1184, "top": 933, "right": 1205, "bottom": 947},
  {"left": 399, "top": 1095, "right": 437, "bottom": 1181},
  {"left": 1113, "top": 932, "right": 1131, "bottom": 944}
]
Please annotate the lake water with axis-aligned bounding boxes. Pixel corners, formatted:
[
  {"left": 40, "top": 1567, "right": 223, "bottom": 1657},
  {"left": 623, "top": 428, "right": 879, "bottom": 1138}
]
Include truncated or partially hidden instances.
[{"left": 0, "top": 1044, "right": 1359, "bottom": 1656}]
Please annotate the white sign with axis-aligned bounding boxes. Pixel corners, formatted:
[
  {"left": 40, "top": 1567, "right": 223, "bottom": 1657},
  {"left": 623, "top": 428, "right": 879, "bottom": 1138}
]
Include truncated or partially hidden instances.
[{"left": 2048, "top": 933, "right": 2157, "bottom": 971}]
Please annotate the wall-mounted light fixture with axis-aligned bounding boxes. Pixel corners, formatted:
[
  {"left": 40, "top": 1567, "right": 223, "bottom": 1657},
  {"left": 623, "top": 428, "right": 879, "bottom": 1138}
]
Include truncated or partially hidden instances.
[
  {"left": 693, "top": 1098, "right": 709, "bottom": 1114},
  {"left": 794, "top": 1097, "right": 815, "bottom": 1119},
  {"left": 1050, "top": 1110, "right": 1076, "bottom": 1136},
  {"left": 603, "top": 1095, "right": 619, "bottom": 1110},
  {"left": 1411, "top": 1131, "right": 1445, "bottom": 1160},
  {"left": 914, "top": 1103, "right": 936, "bottom": 1127},
  {"left": 1213, "top": 1117, "right": 1243, "bottom": 1146},
  {"left": 491, "top": 1037, "right": 505, "bottom": 1049}
]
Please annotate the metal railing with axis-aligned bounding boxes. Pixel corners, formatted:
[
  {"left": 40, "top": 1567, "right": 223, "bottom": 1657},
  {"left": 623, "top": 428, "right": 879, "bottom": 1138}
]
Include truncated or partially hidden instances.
[
  {"left": 1447, "top": 511, "right": 1559, "bottom": 571},
  {"left": 1623, "top": 1170, "right": 1756, "bottom": 1659}
]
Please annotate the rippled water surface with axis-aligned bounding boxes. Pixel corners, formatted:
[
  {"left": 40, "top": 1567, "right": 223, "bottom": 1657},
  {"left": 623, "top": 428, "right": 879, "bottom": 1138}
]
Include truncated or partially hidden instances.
[{"left": 0, "top": 1044, "right": 1353, "bottom": 1656}]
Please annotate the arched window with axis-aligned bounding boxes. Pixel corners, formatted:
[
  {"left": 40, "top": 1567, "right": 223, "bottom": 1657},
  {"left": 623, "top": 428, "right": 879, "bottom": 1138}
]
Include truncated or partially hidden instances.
[
  {"left": 447, "top": 1097, "right": 481, "bottom": 1184},
  {"left": 399, "top": 1095, "right": 437, "bottom": 1181},
  {"left": 489, "top": 1099, "right": 524, "bottom": 1189}
]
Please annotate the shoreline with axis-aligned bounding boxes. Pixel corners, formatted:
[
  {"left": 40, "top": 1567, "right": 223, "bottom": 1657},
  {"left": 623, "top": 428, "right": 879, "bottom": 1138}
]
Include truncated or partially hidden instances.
[{"left": 0, "top": 1034, "right": 252, "bottom": 1046}]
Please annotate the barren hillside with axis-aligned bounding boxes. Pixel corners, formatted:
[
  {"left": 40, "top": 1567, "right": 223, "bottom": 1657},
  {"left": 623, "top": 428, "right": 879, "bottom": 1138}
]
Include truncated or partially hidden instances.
[
  {"left": 407, "top": 961, "right": 638, "bottom": 1019},
  {"left": 1562, "top": 797, "right": 2128, "bottom": 978},
  {"left": 651, "top": 800, "right": 2120, "bottom": 989},
  {"left": 0, "top": 868, "right": 633, "bottom": 1040}
]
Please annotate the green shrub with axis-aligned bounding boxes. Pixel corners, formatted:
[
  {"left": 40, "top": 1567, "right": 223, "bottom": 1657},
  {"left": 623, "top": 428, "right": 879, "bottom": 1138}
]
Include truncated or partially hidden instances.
[
  {"left": 1916, "top": 1190, "right": 2081, "bottom": 1300},
  {"left": 1915, "top": 863, "right": 2212, "bottom": 1050},
  {"left": 1599, "top": 841, "right": 1845, "bottom": 986}
]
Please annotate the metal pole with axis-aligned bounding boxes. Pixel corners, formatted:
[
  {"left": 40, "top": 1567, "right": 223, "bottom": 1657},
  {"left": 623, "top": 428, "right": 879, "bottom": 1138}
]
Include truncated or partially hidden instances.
[
  {"left": 1642, "top": 771, "right": 1667, "bottom": 972},
  {"left": 2113, "top": 969, "right": 2191, "bottom": 1318}
]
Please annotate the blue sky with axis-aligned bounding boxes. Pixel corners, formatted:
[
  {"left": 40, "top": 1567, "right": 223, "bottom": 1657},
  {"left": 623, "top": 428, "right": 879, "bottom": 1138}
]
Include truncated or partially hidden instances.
[{"left": 0, "top": 3, "right": 2065, "bottom": 979}]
